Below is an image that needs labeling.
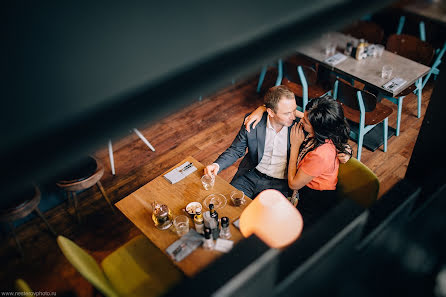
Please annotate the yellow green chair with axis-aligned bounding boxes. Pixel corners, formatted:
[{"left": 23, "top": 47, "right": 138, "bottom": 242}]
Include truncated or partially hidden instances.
[
  {"left": 337, "top": 157, "right": 379, "bottom": 208},
  {"left": 57, "top": 235, "right": 183, "bottom": 297},
  {"left": 14, "top": 279, "right": 33, "bottom": 296}
]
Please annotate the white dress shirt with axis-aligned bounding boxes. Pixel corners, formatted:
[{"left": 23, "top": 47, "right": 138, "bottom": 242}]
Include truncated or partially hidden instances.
[{"left": 255, "top": 116, "right": 288, "bottom": 179}]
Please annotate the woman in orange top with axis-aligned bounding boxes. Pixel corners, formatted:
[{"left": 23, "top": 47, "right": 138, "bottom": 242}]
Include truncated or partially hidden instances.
[{"left": 288, "top": 95, "right": 350, "bottom": 226}]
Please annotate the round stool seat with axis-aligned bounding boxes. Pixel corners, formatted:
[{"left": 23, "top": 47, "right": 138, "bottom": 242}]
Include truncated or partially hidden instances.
[
  {"left": 57, "top": 158, "right": 104, "bottom": 192},
  {"left": 57, "top": 156, "right": 98, "bottom": 184},
  {"left": 0, "top": 185, "right": 56, "bottom": 257},
  {"left": 0, "top": 186, "right": 40, "bottom": 222},
  {"left": 56, "top": 157, "right": 114, "bottom": 222}
]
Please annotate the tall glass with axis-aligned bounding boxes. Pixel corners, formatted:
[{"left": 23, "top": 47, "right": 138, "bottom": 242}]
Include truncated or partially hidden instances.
[
  {"left": 201, "top": 175, "right": 215, "bottom": 190},
  {"left": 173, "top": 215, "right": 190, "bottom": 237}
]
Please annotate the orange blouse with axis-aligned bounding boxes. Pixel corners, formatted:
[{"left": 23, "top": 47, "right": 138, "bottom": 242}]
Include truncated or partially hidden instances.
[{"left": 297, "top": 140, "right": 339, "bottom": 190}]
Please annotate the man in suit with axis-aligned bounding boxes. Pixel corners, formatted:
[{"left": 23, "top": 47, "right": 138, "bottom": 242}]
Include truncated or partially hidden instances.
[{"left": 204, "top": 85, "right": 297, "bottom": 198}]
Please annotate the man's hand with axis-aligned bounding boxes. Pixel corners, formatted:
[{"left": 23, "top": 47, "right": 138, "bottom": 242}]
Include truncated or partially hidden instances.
[
  {"left": 337, "top": 153, "right": 351, "bottom": 164},
  {"left": 204, "top": 163, "right": 220, "bottom": 177},
  {"left": 244, "top": 106, "right": 267, "bottom": 132},
  {"left": 337, "top": 144, "right": 353, "bottom": 164}
]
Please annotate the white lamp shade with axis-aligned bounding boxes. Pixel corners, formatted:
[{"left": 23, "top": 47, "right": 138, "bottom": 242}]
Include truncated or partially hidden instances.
[{"left": 239, "top": 189, "right": 303, "bottom": 248}]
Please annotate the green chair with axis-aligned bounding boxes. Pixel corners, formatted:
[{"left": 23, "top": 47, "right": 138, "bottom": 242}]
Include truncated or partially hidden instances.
[
  {"left": 14, "top": 279, "right": 33, "bottom": 296},
  {"left": 57, "top": 235, "right": 183, "bottom": 297},
  {"left": 337, "top": 157, "right": 379, "bottom": 208}
]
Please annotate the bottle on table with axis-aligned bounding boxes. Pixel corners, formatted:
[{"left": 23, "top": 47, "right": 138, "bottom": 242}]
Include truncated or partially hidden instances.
[
  {"left": 209, "top": 203, "right": 218, "bottom": 222},
  {"left": 219, "top": 216, "right": 231, "bottom": 239},
  {"left": 194, "top": 209, "right": 204, "bottom": 235},
  {"left": 209, "top": 203, "right": 220, "bottom": 239},
  {"left": 203, "top": 227, "right": 214, "bottom": 250}
]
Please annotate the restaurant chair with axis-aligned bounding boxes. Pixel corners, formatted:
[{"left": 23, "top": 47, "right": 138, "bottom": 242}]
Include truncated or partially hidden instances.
[
  {"left": 14, "top": 279, "right": 33, "bottom": 295},
  {"left": 333, "top": 80, "right": 393, "bottom": 161},
  {"left": 281, "top": 62, "right": 331, "bottom": 111},
  {"left": 381, "top": 34, "right": 435, "bottom": 136},
  {"left": 0, "top": 185, "right": 57, "bottom": 257},
  {"left": 256, "top": 59, "right": 283, "bottom": 93},
  {"left": 337, "top": 157, "right": 379, "bottom": 208},
  {"left": 56, "top": 156, "right": 115, "bottom": 223},
  {"left": 395, "top": 16, "right": 445, "bottom": 88},
  {"left": 341, "top": 20, "right": 384, "bottom": 44},
  {"left": 108, "top": 128, "right": 155, "bottom": 175},
  {"left": 57, "top": 235, "right": 183, "bottom": 297}
]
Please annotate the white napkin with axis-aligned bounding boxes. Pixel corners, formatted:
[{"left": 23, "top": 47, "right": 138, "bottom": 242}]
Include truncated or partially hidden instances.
[
  {"left": 382, "top": 77, "right": 407, "bottom": 93},
  {"left": 214, "top": 238, "right": 234, "bottom": 253},
  {"left": 163, "top": 162, "right": 197, "bottom": 184},
  {"left": 324, "top": 53, "right": 347, "bottom": 66}
]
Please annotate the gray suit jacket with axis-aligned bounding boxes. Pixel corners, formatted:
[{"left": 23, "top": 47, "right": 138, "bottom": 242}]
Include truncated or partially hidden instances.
[{"left": 215, "top": 112, "right": 297, "bottom": 181}]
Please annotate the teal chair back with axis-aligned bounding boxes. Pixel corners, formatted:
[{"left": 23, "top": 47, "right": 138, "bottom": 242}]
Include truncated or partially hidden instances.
[
  {"left": 57, "top": 236, "right": 120, "bottom": 297},
  {"left": 337, "top": 157, "right": 379, "bottom": 208}
]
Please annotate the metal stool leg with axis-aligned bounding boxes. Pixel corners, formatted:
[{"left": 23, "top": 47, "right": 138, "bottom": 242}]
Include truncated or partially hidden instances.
[
  {"left": 8, "top": 222, "right": 24, "bottom": 258},
  {"left": 133, "top": 128, "right": 155, "bottom": 152},
  {"left": 34, "top": 208, "right": 57, "bottom": 237},
  {"left": 96, "top": 181, "right": 116, "bottom": 214},
  {"left": 72, "top": 192, "right": 82, "bottom": 223},
  {"left": 108, "top": 140, "right": 116, "bottom": 175}
]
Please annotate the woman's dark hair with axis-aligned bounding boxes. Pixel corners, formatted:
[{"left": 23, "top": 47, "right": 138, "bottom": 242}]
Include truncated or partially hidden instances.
[{"left": 303, "top": 95, "right": 350, "bottom": 155}]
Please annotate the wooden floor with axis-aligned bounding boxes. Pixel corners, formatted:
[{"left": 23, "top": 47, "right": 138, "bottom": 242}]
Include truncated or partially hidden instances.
[{"left": 0, "top": 73, "right": 434, "bottom": 296}]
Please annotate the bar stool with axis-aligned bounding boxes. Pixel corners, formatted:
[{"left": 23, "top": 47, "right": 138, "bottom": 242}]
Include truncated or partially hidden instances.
[
  {"left": 0, "top": 185, "right": 57, "bottom": 257},
  {"left": 56, "top": 156, "right": 115, "bottom": 223}
]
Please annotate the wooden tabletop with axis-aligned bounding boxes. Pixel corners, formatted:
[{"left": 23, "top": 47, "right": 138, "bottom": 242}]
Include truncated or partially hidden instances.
[
  {"left": 115, "top": 156, "right": 251, "bottom": 277},
  {"left": 404, "top": 2, "right": 446, "bottom": 25},
  {"left": 297, "top": 32, "right": 431, "bottom": 97}
]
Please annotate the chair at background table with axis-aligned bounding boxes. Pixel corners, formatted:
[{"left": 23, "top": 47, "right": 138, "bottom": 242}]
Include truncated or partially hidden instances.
[
  {"left": 0, "top": 186, "right": 57, "bottom": 257},
  {"left": 256, "top": 59, "right": 283, "bottom": 93},
  {"left": 108, "top": 128, "right": 155, "bottom": 175},
  {"left": 281, "top": 61, "right": 331, "bottom": 111},
  {"left": 380, "top": 34, "right": 434, "bottom": 136},
  {"left": 56, "top": 156, "right": 115, "bottom": 223},
  {"left": 341, "top": 20, "right": 385, "bottom": 44},
  {"left": 57, "top": 235, "right": 183, "bottom": 297},
  {"left": 396, "top": 15, "right": 445, "bottom": 88},
  {"left": 337, "top": 157, "right": 379, "bottom": 208},
  {"left": 334, "top": 80, "right": 393, "bottom": 161}
]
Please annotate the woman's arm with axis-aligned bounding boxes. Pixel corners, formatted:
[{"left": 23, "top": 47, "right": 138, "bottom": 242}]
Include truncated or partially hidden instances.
[
  {"left": 288, "top": 169, "right": 314, "bottom": 190},
  {"left": 244, "top": 106, "right": 305, "bottom": 132},
  {"left": 244, "top": 106, "right": 266, "bottom": 132}
]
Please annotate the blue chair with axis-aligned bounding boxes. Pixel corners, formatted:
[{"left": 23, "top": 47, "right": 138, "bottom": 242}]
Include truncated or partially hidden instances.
[
  {"left": 281, "top": 62, "right": 331, "bottom": 111},
  {"left": 256, "top": 59, "right": 283, "bottom": 93},
  {"left": 334, "top": 80, "right": 393, "bottom": 161},
  {"left": 396, "top": 16, "right": 445, "bottom": 88},
  {"left": 381, "top": 34, "right": 435, "bottom": 136}
]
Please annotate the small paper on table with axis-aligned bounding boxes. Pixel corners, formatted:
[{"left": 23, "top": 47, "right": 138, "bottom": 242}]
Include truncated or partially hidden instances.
[
  {"left": 324, "top": 53, "right": 347, "bottom": 66},
  {"left": 382, "top": 77, "right": 407, "bottom": 93},
  {"left": 163, "top": 162, "right": 197, "bottom": 184}
]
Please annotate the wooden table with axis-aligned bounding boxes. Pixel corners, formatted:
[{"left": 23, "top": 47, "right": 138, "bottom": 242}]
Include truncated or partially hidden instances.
[
  {"left": 297, "top": 32, "right": 431, "bottom": 97},
  {"left": 115, "top": 156, "right": 251, "bottom": 277}
]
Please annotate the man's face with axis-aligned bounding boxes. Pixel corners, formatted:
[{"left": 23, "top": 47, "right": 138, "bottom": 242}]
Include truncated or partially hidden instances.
[
  {"left": 300, "top": 111, "right": 314, "bottom": 136},
  {"left": 268, "top": 97, "right": 297, "bottom": 127}
]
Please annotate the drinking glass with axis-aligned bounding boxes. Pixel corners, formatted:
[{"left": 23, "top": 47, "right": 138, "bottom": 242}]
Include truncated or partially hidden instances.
[
  {"left": 201, "top": 175, "right": 215, "bottom": 190},
  {"left": 381, "top": 65, "right": 393, "bottom": 79},
  {"left": 325, "top": 42, "right": 336, "bottom": 56},
  {"left": 230, "top": 190, "right": 246, "bottom": 207},
  {"left": 375, "top": 44, "right": 384, "bottom": 58},
  {"left": 173, "top": 215, "right": 189, "bottom": 236}
]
